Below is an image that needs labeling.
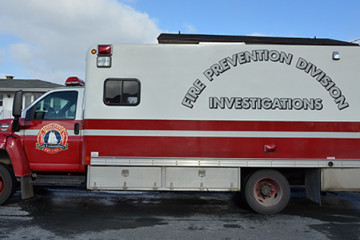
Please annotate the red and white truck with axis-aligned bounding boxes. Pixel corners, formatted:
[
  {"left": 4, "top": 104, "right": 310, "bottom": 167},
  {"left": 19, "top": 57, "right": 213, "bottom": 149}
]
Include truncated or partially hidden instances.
[{"left": 1, "top": 33, "right": 360, "bottom": 214}]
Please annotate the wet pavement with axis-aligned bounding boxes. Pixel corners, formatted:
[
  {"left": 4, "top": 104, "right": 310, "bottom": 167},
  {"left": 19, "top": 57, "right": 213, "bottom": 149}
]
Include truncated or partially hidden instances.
[{"left": 0, "top": 186, "right": 360, "bottom": 239}]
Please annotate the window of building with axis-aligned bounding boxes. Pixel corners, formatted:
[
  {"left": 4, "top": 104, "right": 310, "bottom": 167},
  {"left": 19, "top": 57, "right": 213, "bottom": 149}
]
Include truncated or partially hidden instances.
[
  {"left": 0, "top": 95, "right": 3, "bottom": 107},
  {"left": 104, "top": 79, "right": 140, "bottom": 106},
  {"left": 33, "top": 92, "right": 43, "bottom": 101},
  {"left": 24, "top": 93, "right": 33, "bottom": 108}
]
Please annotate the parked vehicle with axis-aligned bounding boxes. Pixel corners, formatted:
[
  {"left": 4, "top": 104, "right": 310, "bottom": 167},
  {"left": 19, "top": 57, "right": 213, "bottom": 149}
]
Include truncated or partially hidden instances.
[{"left": 1, "top": 34, "right": 359, "bottom": 214}]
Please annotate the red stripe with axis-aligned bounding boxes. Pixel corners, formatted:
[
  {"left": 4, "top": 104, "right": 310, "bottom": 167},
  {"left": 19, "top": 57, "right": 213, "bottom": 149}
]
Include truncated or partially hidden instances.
[
  {"left": 84, "top": 119, "right": 360, "bottom": 132},
  {"left": 84, "top": 136, "right": 360, "bottom": 159}
]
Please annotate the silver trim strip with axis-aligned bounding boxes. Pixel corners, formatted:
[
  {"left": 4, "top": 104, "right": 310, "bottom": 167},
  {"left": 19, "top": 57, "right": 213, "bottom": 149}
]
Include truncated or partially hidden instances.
[
  {"left": 22, "top": 129, "right": 360, "bottom": 139},
  {"left": 83, "top": 129, "right": 360, "bottom": 139},
  {"left": 90, "top": 157, "right": 360, "bottom": 168}
]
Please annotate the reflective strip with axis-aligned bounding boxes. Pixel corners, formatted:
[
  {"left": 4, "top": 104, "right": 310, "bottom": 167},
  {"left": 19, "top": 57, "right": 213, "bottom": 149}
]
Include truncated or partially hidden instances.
[
  {"left": 83, "top": 129, "right": 360, "bottom": 139},
  {"left": 22, "top": 129, "right": 81, "bottom": 137}
]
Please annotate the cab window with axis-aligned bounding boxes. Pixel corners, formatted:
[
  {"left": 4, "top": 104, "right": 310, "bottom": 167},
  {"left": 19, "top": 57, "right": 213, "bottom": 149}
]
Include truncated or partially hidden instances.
[{"left": 26, "top": 91, "right": 78, "bottom": 120}]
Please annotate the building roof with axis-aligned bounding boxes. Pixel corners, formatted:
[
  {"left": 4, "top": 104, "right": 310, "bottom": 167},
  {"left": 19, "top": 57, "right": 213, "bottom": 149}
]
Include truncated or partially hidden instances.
[
  {"left": 158, "top": 33, "right": 359, "bottom": 46},
  {"left": 0, "top": 79, "right": 63, "bottom": 92}
]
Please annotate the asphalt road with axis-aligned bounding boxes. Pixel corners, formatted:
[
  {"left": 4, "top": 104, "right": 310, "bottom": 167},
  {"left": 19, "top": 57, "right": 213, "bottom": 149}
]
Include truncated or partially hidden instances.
[{"left": 0, "top": 187, "right": 360, "bottom": 240}]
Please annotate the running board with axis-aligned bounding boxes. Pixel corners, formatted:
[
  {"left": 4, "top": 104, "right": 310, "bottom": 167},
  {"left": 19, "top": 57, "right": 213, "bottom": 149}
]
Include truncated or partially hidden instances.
[{"left": 31, "top": 175, "right": 86, "bottom": 187}]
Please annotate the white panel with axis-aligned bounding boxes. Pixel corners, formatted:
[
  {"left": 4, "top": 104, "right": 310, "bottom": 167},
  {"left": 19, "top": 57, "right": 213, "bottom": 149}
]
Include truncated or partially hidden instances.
[
  {"left": 85, "top": 44, "right": 360, "bottom": 122},
  {"left": 165, "top": 167, "right": 240, "bottom": 190},
  {"left": 321, "top": 168, "right": 360, "bottom": 191},
  {"left": 87, "top": 166, "right": 161, "bottom": 190}
]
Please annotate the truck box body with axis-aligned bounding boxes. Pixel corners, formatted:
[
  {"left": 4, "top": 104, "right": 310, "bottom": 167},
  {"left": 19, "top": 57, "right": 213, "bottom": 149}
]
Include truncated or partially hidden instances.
[{"left": 84, "top": 43, "right": 360, "bottom": 161}]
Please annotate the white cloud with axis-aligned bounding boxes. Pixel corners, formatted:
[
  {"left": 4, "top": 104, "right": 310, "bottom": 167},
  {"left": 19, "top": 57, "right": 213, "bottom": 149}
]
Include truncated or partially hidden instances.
[
  {"left": 0, "top": 49, "right": 3, "bottom": 67},
  {"left": 0, "top": 0, "right": 162, "bottom": 84},
  {"left": 183, "top": 23, "right": 197, "bottom": 34},
  {"left": 350, "top": 38, "right": 360, "bottom": 45},
  {"left": 247, "top": 33, "right": 269, "bottom": 37},
  {"left": 9, "top": 43, "right": 37, "bottom": 68}
]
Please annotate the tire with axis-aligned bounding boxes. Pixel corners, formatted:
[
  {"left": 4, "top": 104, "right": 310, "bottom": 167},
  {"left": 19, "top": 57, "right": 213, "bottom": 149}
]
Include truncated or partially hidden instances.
[
  {"left": 244, "top": 169, "right": 290, "bottom": 214},
  {"left": 0, "top": 163, "right": 16, "bottom": 205}
]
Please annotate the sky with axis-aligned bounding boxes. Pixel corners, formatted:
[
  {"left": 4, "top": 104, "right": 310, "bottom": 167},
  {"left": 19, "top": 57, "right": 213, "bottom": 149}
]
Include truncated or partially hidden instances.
[{"left": 0, "top": 0, "right": 359, "bottom": 84}]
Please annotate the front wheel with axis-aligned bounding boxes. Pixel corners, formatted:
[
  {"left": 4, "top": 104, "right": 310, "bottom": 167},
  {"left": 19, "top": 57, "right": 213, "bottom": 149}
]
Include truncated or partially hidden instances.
[
  {"left": 244, "top": 170, "right": 290, "bottom": 214},
  {"left": 0, "top": 163, "right": 17, "bottom": 205}
]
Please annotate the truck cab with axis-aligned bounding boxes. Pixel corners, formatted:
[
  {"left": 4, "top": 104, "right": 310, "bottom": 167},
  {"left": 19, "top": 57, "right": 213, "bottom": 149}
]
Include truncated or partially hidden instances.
[
  {"left": 20, "top": 85, "right": 85, "bottom": 172},
  {"left": 0, "top": 77, "right": 85, "bottom": 204}
]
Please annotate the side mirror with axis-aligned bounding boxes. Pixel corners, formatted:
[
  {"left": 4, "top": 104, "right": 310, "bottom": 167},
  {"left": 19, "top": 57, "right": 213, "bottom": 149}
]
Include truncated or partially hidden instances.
[{"left": 12, "top": 90, "right": 23, "bottom": 132}]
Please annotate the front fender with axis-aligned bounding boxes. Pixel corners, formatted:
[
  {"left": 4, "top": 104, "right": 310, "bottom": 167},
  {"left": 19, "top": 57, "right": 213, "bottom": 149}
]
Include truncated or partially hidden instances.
[{"left": 6, "top": 136, "right": 31, "bottom": 177}]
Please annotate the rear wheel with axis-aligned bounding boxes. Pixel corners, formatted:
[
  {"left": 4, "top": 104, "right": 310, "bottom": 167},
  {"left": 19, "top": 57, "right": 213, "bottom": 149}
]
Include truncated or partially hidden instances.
[
  {"left": 0, "top": 163, "right": 16, "bottom": 205},
  {"left": 244, "top": 169, "right": 290, "bottom": 214}
]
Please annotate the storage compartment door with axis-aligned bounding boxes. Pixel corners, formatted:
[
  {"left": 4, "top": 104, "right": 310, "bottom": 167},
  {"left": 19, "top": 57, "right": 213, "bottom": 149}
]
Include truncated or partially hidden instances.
[{"left": 321, "top": 168, "right": 360, "bottom": 191}]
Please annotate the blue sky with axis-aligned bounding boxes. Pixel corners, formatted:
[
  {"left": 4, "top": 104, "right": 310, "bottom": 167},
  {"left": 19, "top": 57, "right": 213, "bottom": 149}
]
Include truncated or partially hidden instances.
[
  {"left": 130, "top": 0, "right": 359, "bottom": 41},
  {"left": 0, "top": 0, "right": 359, "bottom": 84}
]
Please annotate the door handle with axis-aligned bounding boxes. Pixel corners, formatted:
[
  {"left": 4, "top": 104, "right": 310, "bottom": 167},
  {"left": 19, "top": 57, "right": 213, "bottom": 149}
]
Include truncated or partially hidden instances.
[{"left": 74, "top": 123, "right": 80, "bottom": 135}]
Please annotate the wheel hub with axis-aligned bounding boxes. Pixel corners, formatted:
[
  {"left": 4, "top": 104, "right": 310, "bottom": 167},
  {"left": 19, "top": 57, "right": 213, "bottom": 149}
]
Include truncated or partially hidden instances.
[
  {"left": 256, "top": 180, "right": 278, "bottom": 200},
  {"left": 259, "top": 183, "right": 273, "bottom": 197}
]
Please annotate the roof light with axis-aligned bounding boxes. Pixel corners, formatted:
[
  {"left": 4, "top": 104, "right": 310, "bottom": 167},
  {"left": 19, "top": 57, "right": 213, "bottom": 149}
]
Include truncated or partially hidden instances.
[
  {"left": 98, "top": 45, "right": 112, "bottom": 55},
  {"left": 65, "top": 77, "right": 85, "bottom": 86}
]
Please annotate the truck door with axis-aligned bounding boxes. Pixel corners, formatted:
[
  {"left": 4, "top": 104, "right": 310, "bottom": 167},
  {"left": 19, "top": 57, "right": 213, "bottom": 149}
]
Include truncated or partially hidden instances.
[{"left": 22, "top": 90, "right": 83, "bottom": 172}]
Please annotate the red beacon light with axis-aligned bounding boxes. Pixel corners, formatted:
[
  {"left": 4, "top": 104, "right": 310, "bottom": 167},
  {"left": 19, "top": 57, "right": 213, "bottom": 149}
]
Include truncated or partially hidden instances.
[
  {"left": 96, "top": 44, "right": 112, "bottom": 68},
  {"left": 65, "top": 77, "right": 85, "bottom": 86},
  {"left": 98, "top": 45, "right": 112, "bottom": 55}
]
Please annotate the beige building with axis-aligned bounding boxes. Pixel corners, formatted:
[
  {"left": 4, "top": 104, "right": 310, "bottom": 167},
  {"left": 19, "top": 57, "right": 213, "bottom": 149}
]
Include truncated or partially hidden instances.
[{"left": 0, "top": 76, "right": 62, "bottom": 119}]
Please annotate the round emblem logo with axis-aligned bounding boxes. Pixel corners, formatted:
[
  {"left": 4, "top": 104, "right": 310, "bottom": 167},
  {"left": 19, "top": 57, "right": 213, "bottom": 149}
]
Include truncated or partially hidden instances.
[{"left": 36, "top": 123, "right": 69, "bottom": 154}]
